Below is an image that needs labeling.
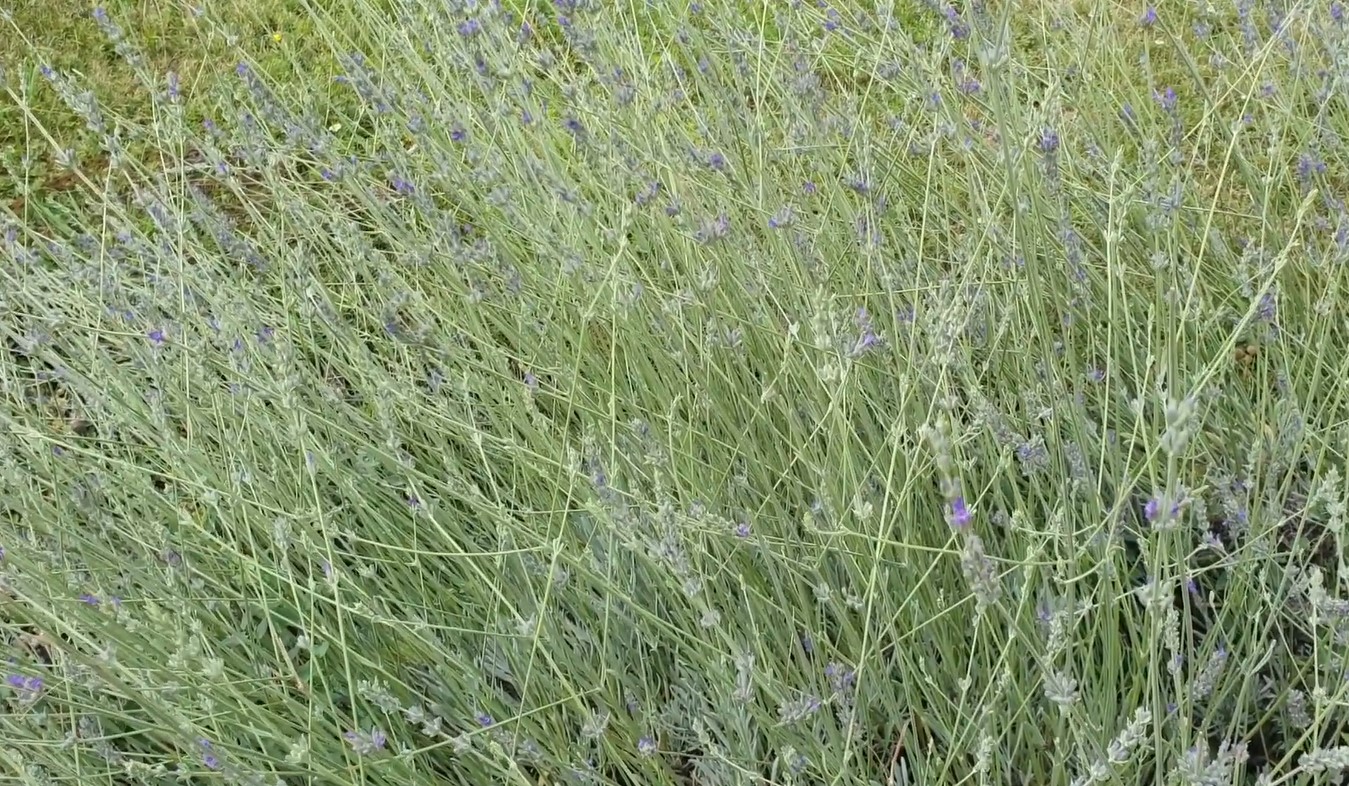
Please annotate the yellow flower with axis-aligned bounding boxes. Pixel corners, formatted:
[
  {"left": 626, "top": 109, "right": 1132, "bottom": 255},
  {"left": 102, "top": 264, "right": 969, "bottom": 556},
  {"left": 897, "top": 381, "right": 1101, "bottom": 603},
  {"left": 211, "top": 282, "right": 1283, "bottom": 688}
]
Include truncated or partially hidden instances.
[{"left": 271, "top": 31, "right": 284, "bottom": 44}]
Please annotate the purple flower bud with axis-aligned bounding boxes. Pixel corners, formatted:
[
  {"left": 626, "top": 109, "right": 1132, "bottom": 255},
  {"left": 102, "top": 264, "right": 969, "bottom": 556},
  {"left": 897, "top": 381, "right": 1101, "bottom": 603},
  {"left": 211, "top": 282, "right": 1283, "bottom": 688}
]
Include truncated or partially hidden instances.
[
  {"left": 945, "top": 6, "right": 969, "bottom": 38},
  {"left": 637, "top": 736, "right": 657, "bottom": 756},
  {"left": 7, "top": 674, "right": 43, "bottom": 703},
  {"left": 343, "top": 727, "right": 387, "bottom": 755},
  {"left": 1156, "top": 87, "right": 1177, "bottom": 112},
  {"left": 199, "top": 739, "right": 221, "bottom": 770},
  {"left": 1139, "top": 6, "right": 1157, "bottom": 26},
  {"left": 948, "top": 497, "right": 972, "bottom": 528},
  {"left": 148, "top": 328, "right": 166, "bottom": 345},
  {"left": 1039, "top": 128, "right": 1060, "bottom": 154}
]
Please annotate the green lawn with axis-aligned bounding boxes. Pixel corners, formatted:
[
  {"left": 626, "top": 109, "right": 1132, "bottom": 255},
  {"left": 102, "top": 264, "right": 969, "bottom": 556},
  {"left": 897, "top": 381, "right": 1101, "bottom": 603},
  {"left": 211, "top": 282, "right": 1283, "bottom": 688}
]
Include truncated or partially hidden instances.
[{"left": 4, "top": 1, "right": 1349, "bottom": 785}]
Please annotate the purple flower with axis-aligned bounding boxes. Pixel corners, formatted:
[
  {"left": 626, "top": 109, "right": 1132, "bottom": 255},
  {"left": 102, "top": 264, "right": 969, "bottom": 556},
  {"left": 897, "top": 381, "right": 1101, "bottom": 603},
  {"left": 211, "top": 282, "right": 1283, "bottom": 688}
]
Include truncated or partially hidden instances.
[
  {"left": 944, "top": 6, "right": 969, "bottom": 38},
  {"left": 1039, "top": 128, "right": 1060, "bottom": 154},
  {"left": 343, "top": 727, "right": 387, "bottom": 755},
  {"left": 475, "top": 712, "right": 494, "bottom": 727},
  {"left": 1139, "top": 6, "right": 1157, "bottom": 26},
  {"left": 458, "top": 18, "right": 481, "bottom": 36},
  {"left": 1257, "top": 290, "right": 1277, "bottom": 322},
  {"left": 1297, "top": 154, "right": 1327, "bottom": 182},
  {"left": 1145, "top": 493, "right": 1183, "bottom": 524},
  {"left": 148, "top": 328, "right": 166, "bottom": 345},
  {"left": 6, "top": 674, "right": 43, "bottom": 703},
  {"left": 948, "top": 497, "right": 972, "bottom": 528},
  {"left": 707, "top": 151, "right": 727, "bottom": 171},
  {"left": 825, "top": 662, "right": 856, "bottom": 695},
  {"left": 734, "top": 520, "right": 750, "bottom": 538},
  {"left": 851, "top": 308, "right": 883, "bottom": 356},
  {"left": 199, "top": 739, "right": 221, "bottom": 770},
  {"left": 637, "top": 735, "right": 657, "bottom": 756},
  {"left": 523, "top": 371, "right": 538, "bottom": 393},
  {"left": 1155, "top": 87, "right": 1177, "bottom": 112},
  {"left": 80, "top": 593, "right": 100, "bottom": 606}
]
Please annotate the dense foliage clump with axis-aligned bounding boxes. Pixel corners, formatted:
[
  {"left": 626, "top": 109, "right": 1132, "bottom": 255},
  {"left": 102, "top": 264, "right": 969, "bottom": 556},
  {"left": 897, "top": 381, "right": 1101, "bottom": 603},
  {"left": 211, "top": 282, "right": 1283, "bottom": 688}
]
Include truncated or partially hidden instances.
[{"left": 4, "top": 1, "right": 1349, "bottom": 784}]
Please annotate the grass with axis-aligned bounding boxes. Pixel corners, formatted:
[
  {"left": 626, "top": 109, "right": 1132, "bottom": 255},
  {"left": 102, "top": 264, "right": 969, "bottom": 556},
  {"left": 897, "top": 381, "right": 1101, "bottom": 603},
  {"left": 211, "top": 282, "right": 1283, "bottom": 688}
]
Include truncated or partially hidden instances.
[{"left": 3, "top": 0, "right": 1349, "bottom": 784}]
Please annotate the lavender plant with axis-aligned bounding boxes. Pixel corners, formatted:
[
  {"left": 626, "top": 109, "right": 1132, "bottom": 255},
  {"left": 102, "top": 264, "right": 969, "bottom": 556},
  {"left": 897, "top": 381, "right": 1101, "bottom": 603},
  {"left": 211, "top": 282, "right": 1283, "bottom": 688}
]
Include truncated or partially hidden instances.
[{"left": 3, "top": 1, "right": 1349, "bottom": 785}]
